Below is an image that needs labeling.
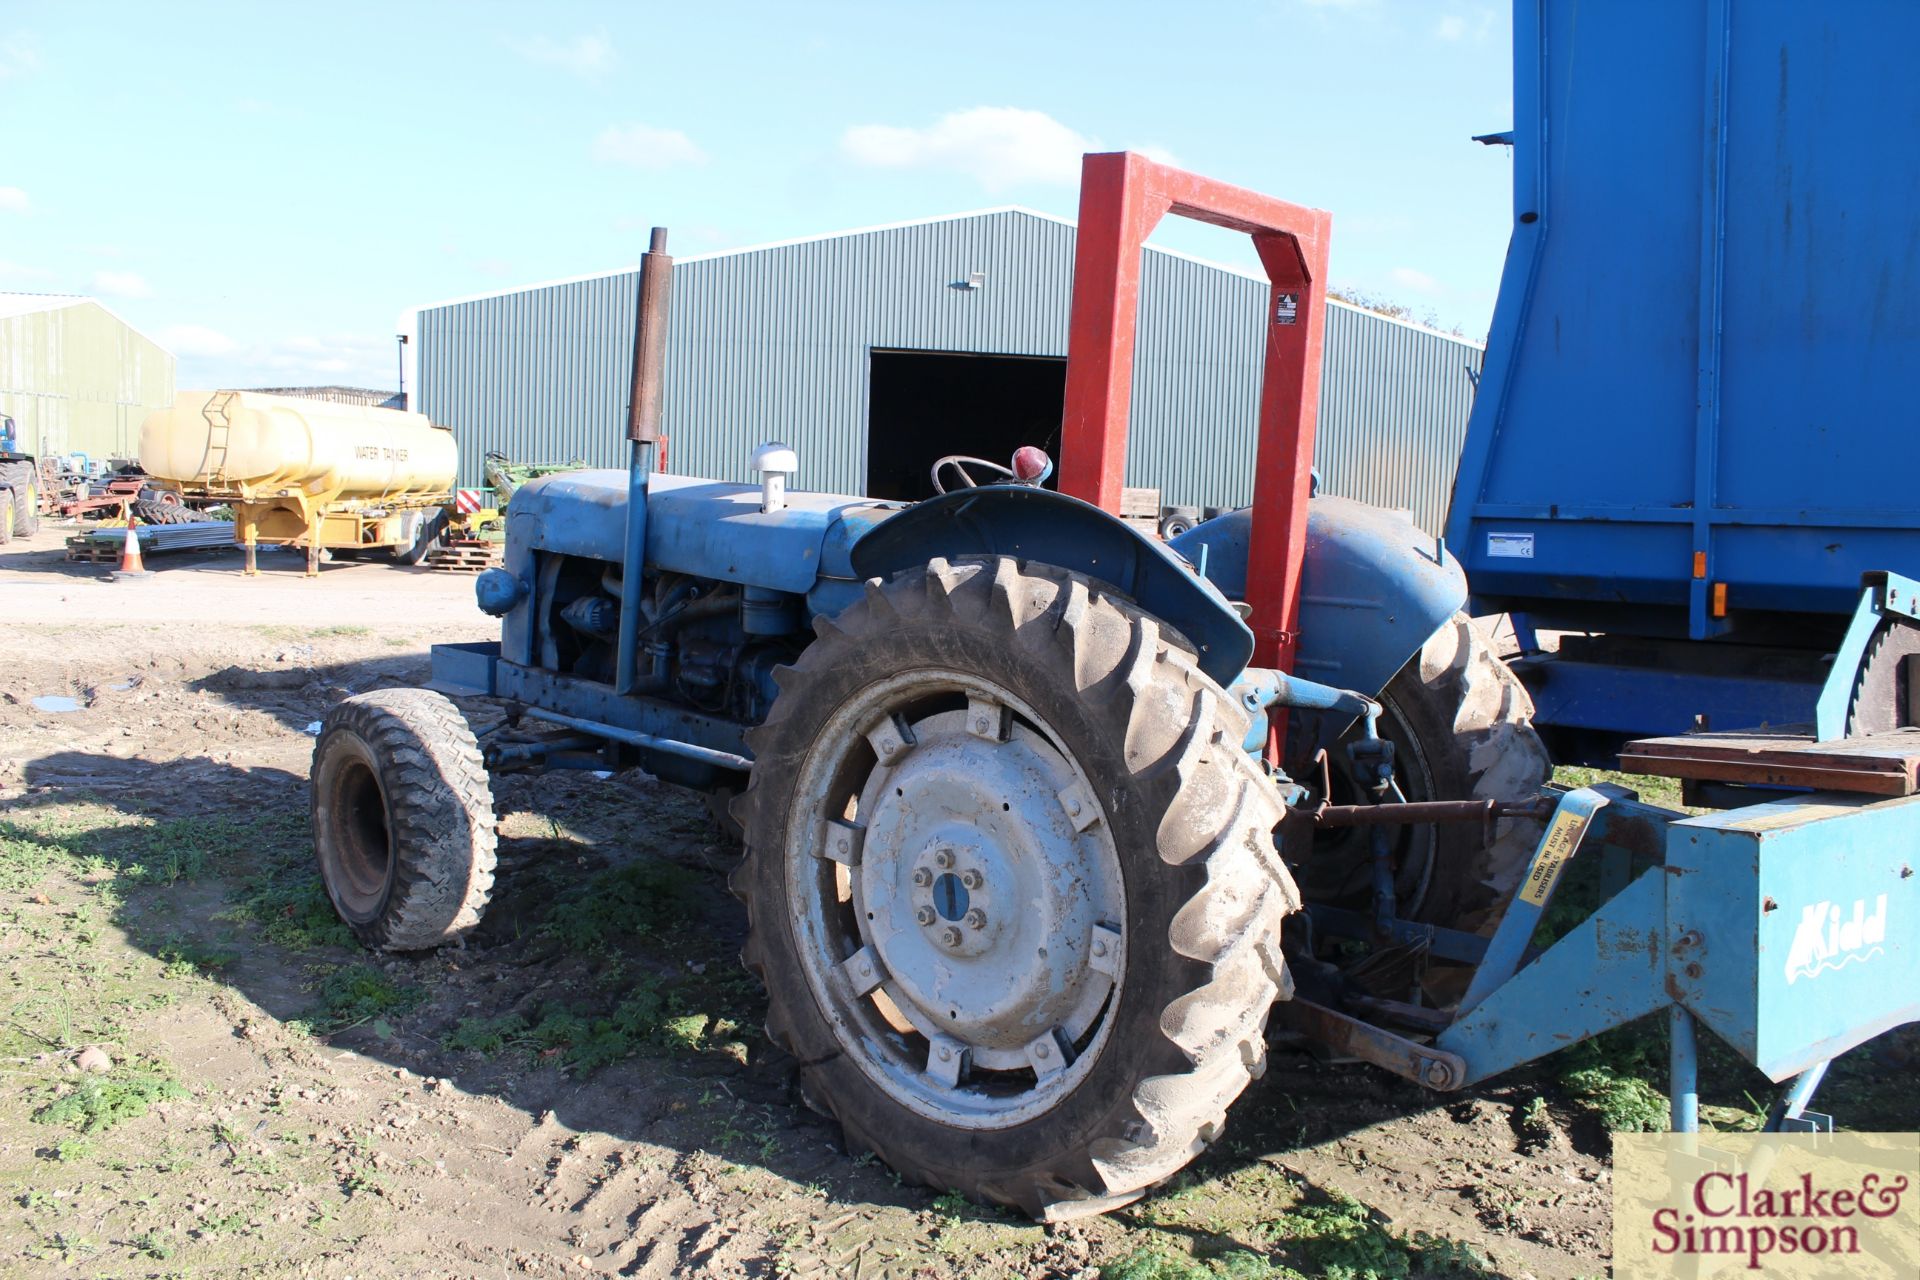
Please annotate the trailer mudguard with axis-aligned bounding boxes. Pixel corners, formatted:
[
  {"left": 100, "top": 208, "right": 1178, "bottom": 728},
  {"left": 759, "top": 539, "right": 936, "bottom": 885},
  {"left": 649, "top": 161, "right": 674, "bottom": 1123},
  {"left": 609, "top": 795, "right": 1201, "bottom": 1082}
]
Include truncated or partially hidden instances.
[
  {"left": 1170, "top": 498, "right": 1467, "bottom": 698},
  {"left": 850, "top": 486, "right": 1254, "bottom": 688}
]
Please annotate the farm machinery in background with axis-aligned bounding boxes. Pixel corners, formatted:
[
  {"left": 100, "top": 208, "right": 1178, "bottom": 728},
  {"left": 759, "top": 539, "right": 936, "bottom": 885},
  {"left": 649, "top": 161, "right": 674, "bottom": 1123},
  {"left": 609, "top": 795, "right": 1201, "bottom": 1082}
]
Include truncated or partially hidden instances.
[
  {"left": 134, "top": 390, "right": 583, "bottom": 573},
  {"left": 308, "top": 1, "right": 1917, "bottom": 1221},
  {"left": 0, "top": 411, "right": 40, "bottom": 546}
]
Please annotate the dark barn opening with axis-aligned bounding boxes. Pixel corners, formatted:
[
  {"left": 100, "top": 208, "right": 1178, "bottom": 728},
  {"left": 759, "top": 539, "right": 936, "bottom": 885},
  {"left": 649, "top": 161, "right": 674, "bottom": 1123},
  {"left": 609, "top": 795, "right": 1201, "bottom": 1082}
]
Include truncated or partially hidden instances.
[{"left": 865, "top": 349, "right": 1067, "bottom": 501}]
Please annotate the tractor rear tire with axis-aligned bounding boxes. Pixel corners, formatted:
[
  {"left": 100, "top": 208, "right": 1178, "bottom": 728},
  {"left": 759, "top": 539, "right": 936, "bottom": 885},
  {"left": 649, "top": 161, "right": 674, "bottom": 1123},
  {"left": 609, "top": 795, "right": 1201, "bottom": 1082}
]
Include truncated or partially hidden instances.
[
  {"left": 311, "top": 689, "right": 497, "bottom": 951},
  {"left": 1, "top": 461, "right": 37, "bottom": 536},
  {"left": 732, "top": 556, "right": 1299, "bottom": 1219},
  {"left": 1305, "top": 613, "right": 1551, "bottom": 933},
  {"left": 0, "top": 491, "right": 12, "bottom": 546}
]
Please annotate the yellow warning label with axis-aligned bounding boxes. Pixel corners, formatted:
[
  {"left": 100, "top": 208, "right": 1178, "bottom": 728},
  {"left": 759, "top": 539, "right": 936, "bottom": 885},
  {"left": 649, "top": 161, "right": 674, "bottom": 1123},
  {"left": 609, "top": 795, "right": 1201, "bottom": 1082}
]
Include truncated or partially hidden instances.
[{"left": 1518, "top": 807, "right": 1589, "bottom": 906}]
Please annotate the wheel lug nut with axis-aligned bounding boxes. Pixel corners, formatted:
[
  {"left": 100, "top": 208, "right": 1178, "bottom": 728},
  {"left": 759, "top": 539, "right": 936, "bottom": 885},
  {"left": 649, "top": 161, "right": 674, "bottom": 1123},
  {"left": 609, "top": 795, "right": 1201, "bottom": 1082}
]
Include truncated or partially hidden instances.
[
  {"left": 940, "top": 926, "right": 963, "bottom": 947},
  {"left": 960, "top": 870, "right": 982, "bottom": 889},
  {"left": 915, "top": 906, "right": 936, "bottom": 926},
  {"left": 964, "top": 909, "right": 987, "bottom": 930},
  {"left": 933, "top": 849, "right": 954, "bottom": 869},
  {"left": 911, "top": 868, "right": 932, "bottom": 887}
]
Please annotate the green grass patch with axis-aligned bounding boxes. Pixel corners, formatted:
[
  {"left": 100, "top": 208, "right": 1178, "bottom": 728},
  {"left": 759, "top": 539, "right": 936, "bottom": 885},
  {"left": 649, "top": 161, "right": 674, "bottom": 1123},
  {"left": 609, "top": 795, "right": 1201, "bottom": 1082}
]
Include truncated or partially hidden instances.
[
  {"left": 1547, "top": 1027, "right": 1671, "bottom": 1133},
  {"left": 1102, "top": 1250, "right": 1280, "bottom": 1280},
  {"left": 34, "top": 1063, "right": 187, "bottom": 1134},
  {"left": 253, "top": 623, "right": 371, "bottom": 640},
  {"left": 1, "top": 806, "right": 303, "bottom": 890},
  {"left": 223, "top": 868, "right": 354, "bottom": 952},
  {"left": 442, "top": 972, "right": 740, "bottom": 1072},
  {"left": 542, "top": 858, "right": 701, "bottom": 951},
  {"left": 304, "top": 964, "right": 422, "bottom": 1032},
  {"left": 156, "top": 935, "right": 239, "bottom": 978},
  {"left": 1551, "top": 765, "right": 1686, "bottom": 812},
  {"left": 1262, "top": 1191, "right": 1493, "bottom": 1279}
]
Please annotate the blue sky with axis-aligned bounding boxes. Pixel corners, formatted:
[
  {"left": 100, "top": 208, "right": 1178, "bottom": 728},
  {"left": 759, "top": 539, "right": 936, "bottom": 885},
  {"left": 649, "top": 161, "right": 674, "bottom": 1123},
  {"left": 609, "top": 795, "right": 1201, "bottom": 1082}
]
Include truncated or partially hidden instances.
[{"left": 0, "top": 0, "right": 1514, "bottom": 390}]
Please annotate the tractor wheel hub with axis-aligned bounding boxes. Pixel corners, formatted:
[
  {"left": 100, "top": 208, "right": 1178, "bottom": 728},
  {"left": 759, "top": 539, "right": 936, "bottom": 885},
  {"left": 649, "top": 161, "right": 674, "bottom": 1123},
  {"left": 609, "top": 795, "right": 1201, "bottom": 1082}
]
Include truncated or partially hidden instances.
[{"left": 857, "top": 704, "right": 1122, "bottom": 1073}]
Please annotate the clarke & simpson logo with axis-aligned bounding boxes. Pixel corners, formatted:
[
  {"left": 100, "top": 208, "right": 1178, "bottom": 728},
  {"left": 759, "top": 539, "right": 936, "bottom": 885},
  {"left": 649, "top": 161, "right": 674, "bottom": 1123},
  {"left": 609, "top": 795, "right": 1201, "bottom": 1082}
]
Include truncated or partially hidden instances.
[
  {"left": 1650, "top": 1167, "right": 1907, "bottom": 1269},
  {"left": 1614, "top": 1133, "right": 1919, "bottom": 1278},
  {"left": 1783, "top": 895, "right": 1888, "bottom": 984}
]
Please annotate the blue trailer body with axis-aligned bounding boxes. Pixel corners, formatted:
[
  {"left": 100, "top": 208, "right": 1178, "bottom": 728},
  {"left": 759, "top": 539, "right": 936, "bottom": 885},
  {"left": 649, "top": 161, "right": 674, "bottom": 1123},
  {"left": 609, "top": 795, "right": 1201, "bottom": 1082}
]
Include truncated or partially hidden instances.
[{"left": 1446, "top": 0, "right": 1920, "bottom": 752}]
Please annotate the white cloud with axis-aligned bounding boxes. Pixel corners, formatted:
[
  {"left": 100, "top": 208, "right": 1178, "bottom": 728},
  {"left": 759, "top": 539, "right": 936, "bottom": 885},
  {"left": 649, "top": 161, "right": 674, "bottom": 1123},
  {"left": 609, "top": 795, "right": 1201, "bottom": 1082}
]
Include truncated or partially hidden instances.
[
  {"left": 592, "top": 123, "right": 706, "bottom": 169},
  {"left": 0, "top": 186, "right": 28, "bottom": 213},
  {"left": 0, "top": 259, "right": 52, "bottom": 283},
  {"left": 1435, "top": 10, "right": 1496, "bottom": 41},
  {"left": 513, "top": 32, "right": 614, "bottom": 80},
  {"left": 841, "top": 107, "right": 1103, "bottom": 191},
  {"left": 158, "top": 324, "right": 239, "bottom": 357},
  {"left": 0, "top": 32, "right": 41, "bottom": 80},
  {"left": 1390, "top": 266, "right": 1441, "bottom": 294},
  {"left": 167, "top": 330, "right": 397, "bottom": 389},
  {"left": 91, "top": 269, "right": 151, "bottom": 299},
  {"left": 841, "top": 108, "right": 1182, "bottom": 192}
]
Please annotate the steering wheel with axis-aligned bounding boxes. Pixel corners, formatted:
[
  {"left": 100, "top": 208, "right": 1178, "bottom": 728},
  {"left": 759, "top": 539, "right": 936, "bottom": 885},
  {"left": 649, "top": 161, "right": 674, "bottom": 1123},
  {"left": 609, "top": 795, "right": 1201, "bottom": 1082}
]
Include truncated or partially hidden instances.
[{"left": 930, "top": 454, "right": 1019, "bottom": 495}]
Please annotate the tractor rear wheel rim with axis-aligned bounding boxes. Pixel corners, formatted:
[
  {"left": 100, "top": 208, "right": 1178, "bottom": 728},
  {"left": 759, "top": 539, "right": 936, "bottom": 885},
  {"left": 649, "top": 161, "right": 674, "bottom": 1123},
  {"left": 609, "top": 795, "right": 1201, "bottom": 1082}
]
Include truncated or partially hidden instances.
[{"left": 786, "top": 669, "right": 1125, "bottom": 1130}]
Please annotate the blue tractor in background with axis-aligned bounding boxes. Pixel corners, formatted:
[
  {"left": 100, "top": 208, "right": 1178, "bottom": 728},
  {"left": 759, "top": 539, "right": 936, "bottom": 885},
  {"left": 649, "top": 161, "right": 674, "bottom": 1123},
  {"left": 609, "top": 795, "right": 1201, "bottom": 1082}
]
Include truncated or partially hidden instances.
[{"left": 309, "top": 1, "right": 1920, "bottom": 1223}]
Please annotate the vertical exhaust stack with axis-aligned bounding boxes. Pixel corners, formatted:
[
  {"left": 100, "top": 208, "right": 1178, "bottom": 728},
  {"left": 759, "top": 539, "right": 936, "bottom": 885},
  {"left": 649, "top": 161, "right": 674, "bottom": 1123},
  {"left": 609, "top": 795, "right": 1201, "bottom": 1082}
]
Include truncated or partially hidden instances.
[
  {"left": 627, "top": 227, "right": 672, "bottom": 449},
  {"left": 615, "top": 228, "right": 672, "bottom": 695}
]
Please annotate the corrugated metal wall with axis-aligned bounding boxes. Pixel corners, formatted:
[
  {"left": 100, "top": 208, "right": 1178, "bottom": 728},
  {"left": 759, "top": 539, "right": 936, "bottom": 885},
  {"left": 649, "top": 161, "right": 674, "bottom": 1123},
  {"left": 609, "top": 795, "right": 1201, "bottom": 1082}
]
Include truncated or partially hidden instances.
[
  {"left": 0, "top": 300, "right": 176, "bottom": 461},
  {"left": 418, "top": 211, "right": 1482, "bottom": 534}
]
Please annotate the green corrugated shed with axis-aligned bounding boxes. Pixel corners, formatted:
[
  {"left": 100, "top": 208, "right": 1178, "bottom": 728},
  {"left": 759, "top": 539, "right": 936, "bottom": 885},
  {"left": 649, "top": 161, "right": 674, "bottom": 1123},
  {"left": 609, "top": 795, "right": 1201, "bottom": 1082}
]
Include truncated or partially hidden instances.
[{"left": 0, "top": 295, "right": 175, "bottom": 462}]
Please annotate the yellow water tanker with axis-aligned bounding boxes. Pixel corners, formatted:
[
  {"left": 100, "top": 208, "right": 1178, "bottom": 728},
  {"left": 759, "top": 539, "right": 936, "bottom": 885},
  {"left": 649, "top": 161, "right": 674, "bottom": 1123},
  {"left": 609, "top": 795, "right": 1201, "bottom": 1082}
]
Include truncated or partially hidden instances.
[{"left": 139, "top": 390, "right": 461, "bottom": 574}]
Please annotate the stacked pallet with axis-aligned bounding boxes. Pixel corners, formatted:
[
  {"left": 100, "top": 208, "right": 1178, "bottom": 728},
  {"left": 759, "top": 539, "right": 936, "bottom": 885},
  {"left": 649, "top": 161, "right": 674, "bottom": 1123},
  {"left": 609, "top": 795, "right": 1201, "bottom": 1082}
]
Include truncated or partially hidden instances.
[
  {"left": 425, "top": 540, "right": 504, "bottom": 573},
  {"left": 66, "top": 521, "right": 235, "bottom": 562}
]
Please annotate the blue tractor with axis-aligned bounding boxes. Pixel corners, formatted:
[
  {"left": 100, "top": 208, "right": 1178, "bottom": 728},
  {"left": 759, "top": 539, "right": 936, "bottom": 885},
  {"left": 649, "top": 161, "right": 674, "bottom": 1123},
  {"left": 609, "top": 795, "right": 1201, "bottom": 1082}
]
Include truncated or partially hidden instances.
[
  {"left": 310, "top": 168, "right": 1552, "bottom": 1217},
  {"left": 310, "top": 12, "right": 1920, "bottom": 1212}
]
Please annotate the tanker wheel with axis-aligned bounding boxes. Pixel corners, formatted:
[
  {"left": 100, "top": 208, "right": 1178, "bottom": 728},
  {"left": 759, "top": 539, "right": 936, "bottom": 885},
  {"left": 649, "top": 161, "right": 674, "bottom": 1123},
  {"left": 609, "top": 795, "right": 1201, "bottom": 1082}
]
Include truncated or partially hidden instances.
[
  {"left": 394, "top": 508, "right": 450, "bottom": 565},
  {"left": 1299, "top": 612, "right": 1551, "bottom": 933},
  {"left": 311, "top": 689, "right": 497, "bottom": 951},
  {"left": 1, "top": 461, "right": 37, "bottom": 536},
  {"left": 732, "top": 556, "right": 1298, "bottom": 1219}
]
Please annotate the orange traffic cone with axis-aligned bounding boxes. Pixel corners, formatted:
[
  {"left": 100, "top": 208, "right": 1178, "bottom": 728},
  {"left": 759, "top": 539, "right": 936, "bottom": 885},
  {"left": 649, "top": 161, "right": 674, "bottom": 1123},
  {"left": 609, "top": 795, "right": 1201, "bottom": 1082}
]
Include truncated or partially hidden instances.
[{"left": 116, "top": 516, "right": 151, "bottom": 578}]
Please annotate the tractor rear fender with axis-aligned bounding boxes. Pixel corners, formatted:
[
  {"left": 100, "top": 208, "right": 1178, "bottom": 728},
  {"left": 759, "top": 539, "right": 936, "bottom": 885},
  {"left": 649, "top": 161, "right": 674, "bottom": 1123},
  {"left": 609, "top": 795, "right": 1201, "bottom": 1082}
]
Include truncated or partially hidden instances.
[
  {"left": 850, "top": 486, "right": 1254, "bottom": 688},
  {"left": 1168, "top": 498, "right": 1468, "bottom": 698}
]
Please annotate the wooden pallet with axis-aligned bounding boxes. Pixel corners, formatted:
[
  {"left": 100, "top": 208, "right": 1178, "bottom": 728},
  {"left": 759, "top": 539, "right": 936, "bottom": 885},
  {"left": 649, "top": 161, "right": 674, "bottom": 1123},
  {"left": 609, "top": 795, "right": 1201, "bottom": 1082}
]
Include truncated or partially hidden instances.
[
  {"left": 1620, "top": 727, "right": 1920, "bottom": 797},
  {"left": 66, "top": 535, "right": 120, "bottom": 564},
  {"left": 425, "top": 541, "right": 504, "bottom": 573}
]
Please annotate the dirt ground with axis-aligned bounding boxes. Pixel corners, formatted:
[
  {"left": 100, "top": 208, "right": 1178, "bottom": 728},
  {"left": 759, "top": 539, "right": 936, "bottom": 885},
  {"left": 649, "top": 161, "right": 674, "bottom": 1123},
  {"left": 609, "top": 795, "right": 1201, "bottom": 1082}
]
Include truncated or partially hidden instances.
[{"left": 1, "top": 522, "right": 1911, "bottom": 1279}]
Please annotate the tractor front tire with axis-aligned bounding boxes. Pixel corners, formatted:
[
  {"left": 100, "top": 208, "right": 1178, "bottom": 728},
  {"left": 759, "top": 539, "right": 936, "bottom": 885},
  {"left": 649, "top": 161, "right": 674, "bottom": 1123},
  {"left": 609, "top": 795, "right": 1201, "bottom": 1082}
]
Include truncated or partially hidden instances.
[
  {"left": 311, "top": 689, "right": 497, "bottom": 951},
  {"left": 733, "top": 556, "right": 1299, "bottom": 1219},
  {"left": 0, "top": 490, "right": 13, "bottom": 546}
]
